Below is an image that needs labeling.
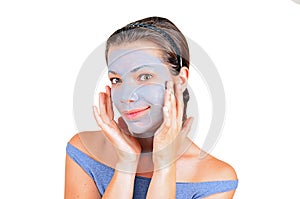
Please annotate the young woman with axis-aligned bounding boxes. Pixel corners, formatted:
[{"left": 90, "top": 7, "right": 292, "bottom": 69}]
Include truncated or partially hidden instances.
[{"left": 65, "top": 16, "right": 238, "bottom": 199}]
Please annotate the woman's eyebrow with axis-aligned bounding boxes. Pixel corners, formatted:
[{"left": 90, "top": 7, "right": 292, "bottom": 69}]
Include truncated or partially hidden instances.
[
  {"left": 108, "top": 70, "right": 118, "bottom": 75},
  {"left": 108, "top": 65, "right": 155, "bottom": 75},
  {"left": 130, "top": 65, "right": 154, "bottom": 73}
]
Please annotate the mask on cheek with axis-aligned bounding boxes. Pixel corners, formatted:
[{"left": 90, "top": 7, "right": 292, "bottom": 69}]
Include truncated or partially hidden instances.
[{"left": 112, "top": 83, "right": 165, "bottom": 137}]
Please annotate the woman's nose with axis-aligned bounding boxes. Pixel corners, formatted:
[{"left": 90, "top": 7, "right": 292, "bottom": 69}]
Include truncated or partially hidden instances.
[{"left": 120, "top": 91, "right": 139, "bottom": 104}]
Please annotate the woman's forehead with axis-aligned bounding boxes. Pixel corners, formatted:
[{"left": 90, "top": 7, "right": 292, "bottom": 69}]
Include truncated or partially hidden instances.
[{"left": 108, "top": 47, "right": 166, "bottom": 75}]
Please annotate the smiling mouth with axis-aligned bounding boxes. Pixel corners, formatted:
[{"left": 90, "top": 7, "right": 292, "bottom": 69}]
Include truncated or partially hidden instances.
[{"left": 123, "top": 106, "right": 151, "bottom": 120}]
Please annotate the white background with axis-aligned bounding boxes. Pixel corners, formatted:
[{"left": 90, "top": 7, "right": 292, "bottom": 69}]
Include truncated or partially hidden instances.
[{"left": 1, "top": 0, "right": 300, "bottom": 198}]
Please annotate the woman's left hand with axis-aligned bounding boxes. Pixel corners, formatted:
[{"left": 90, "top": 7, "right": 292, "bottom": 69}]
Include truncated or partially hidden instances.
[{"left": 152, "top": 81, "right": 194, "bottom": 169}]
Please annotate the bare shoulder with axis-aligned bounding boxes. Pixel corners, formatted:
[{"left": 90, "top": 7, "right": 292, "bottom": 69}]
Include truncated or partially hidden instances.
[
  {"left": 179, "top": 143, "right": 237, "bottom": 182},
  {"left": 65, "top": 132, "right": 104, "bottom": 199},
  {"left": 200, "top": 152, "right": 238, "bottom": 181},
  {"left": 68, "top": 131, "right": 118, "bottom": 167},
  {"left": 194, "top": 152, "right": 238, "bottom": 198},
  {"left": 68, "top": 131, "right": 103, "bottom": 154}
]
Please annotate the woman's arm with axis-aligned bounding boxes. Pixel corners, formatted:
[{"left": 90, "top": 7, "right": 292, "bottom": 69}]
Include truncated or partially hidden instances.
[
  {"left": 146, "top": 81, "right": 193, "bottom": 199},
  {"left": 146, "top": 163, "right": 176, "bottom": 198},
  {"left": 92, "top": 86, "right": 141, "bottom": 198},
  {"left": 64, "top": 133, "right": 140, "bottom": 199},
  {"left": 65, "top": 152, "right": 101, "bottom": 199},
  {"left": 65, "top": 156, "right": 138, "bottom": 199},
  {"left": 101, "top": 163, "right": 138, "bottom": 199}
]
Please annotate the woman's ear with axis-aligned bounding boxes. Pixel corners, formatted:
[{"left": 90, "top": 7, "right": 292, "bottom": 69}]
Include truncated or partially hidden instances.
[{"left": 178, "top": 66, "right": 189, "bottom": 90}]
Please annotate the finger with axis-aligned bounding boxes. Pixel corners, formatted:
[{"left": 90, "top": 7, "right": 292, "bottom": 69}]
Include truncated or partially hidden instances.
[
  {"left": 155, "top": 85, "right": 171, "bottom": 135},
  {"left": 93, "top": 106, "right": 120, "bottom": 145},
  {"left": 175, "top": 82, "right": 184, "bottom": 124},
  {"left": 163, "top": 81, "right": 173, "bottom": 127},
  {"left": 118, "top": 117, "right": 130, "bottom": 134},
  {"left": 156, "top": 80, "right": 177, "bottom": 137},
  {"left": 168, "top": 81, "right": 177, "bottom": 133},
  {"left": 98, "top": 92, "right": 105, "bottom": 116},
  {"left": 99, "top": 92, "right": 110, "bottom": 123},
  {"left": 105, "top": 85, "right": 114, "bottom": 119},
  {"left": 93, "top": 105, "right": 103, "bottom": 130},
  {"left": 163, "top": 106, "right": 171, "bottom": 127}
]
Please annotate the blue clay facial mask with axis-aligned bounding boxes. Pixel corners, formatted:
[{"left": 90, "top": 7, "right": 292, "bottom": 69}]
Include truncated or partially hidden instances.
[{"left": 108, "top": 48, "right": 172, "bottom": 137}]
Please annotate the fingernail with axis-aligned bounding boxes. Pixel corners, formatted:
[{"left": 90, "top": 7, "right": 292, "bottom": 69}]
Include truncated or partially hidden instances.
[
  {"left": 168, "top": 88, "right": 172, "bottom": 95},
  {"left": 163, "top": 106, "right": 169, "bottom": 112},
  {"left": 168, "top": 81, "right": 173, "bottom": 94}
]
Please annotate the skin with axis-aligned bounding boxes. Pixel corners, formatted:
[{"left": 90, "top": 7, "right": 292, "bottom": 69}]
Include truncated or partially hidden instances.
[{"left": 65, "top": 41, "right": 238, "bottom": 199}]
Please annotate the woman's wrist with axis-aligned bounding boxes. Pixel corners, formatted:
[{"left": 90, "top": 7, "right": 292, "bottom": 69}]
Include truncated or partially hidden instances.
[
  {"left": 115, "top": 159, "right": 140, "bottom": 173},
  {"left": 152, "top": 145, "right": 176, "bottom": 170},
  {"left": 152, "top": 163, "right": 176, "bottom": 182},
  {"left": 153, "top": 161, "right": 176, "bottom": 175}
]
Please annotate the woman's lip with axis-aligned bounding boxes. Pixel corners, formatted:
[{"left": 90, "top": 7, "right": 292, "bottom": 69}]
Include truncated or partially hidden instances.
[{"left": 123, "top": 106, "right": 150, "bottom": 120}]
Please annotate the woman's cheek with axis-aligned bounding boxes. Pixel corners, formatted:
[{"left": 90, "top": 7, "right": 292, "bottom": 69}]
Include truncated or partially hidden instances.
[
  {"left": 138, "top": 84, "right": 165, "bottom": 107},
  {"left": 111, "top": 88, "right": 121, "bottom": 112}
]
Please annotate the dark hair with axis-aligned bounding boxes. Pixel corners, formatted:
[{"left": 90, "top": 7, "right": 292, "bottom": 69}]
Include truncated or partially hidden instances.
[{"left": 105, "top": 16, "right": 190, "bottom": 123}]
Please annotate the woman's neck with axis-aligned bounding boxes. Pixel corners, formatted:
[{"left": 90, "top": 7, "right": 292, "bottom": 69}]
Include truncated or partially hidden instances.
[{"left": 136, "top": 137, "right": 154, "bottom": 153}]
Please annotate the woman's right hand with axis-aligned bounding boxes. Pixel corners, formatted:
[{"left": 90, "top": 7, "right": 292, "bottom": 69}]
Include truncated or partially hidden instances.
[{"left": 93, "top": 86, "right": 141, "bottom": 168}]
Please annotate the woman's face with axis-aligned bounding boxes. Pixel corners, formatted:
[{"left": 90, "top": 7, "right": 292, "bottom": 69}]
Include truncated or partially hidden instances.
[{"left": 107, "top": 42, "right": 174, "bottom": 137}]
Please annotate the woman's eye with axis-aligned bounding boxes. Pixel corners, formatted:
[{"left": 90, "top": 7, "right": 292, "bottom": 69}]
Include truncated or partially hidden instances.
[
  {"left": 110, "top": 78, "right": 121, "bottom": 84},
  {"left": 139, "top": 74, "right": 153, "bottom": 81}
]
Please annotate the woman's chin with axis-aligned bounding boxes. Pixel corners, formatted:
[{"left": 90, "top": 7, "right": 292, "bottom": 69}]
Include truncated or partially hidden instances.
[
  {"left": 131, "top": 131, "right": 155, "bottom": 138},
  {"left": 128, "top": 121, "right": 162, "bottom": 138}
]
